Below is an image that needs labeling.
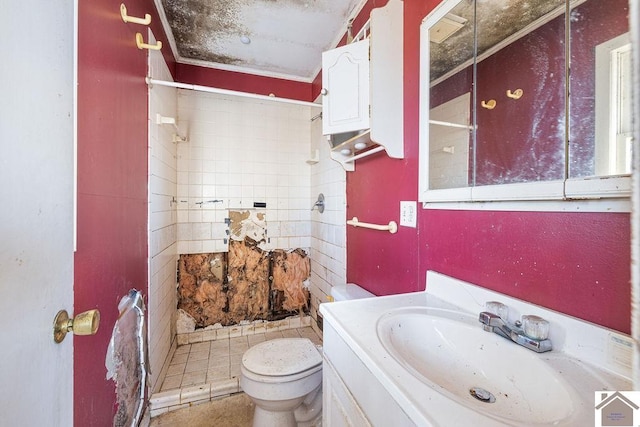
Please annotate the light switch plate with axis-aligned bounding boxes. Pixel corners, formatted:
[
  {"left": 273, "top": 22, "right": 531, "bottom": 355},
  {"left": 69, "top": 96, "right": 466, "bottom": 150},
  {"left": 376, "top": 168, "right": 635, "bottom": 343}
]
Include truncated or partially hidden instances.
[{"left": 400, "top": 201, "right": 417, "bottom": 228}]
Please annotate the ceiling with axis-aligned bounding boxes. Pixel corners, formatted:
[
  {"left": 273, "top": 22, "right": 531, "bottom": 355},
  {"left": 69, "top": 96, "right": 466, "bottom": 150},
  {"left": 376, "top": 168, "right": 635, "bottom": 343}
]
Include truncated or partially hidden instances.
[{"left": 155, "top": 0, "right": 366, "bottom": 82}]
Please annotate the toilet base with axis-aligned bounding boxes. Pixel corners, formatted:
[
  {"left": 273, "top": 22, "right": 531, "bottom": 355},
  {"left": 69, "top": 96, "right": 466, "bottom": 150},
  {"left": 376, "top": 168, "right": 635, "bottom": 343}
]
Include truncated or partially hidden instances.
[
  {"left": 253, "top": 406, "right": 297, "bottom": 427},
  {"left": 249, "top": 385, "right": 323, "bottom": 427},
  {"left": 252, "top": 406, "right": 322, "bottom": 427}
]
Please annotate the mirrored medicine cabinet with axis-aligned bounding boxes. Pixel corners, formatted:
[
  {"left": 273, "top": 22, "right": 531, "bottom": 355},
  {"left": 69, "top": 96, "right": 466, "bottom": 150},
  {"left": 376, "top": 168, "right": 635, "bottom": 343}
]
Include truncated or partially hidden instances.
[{"left": 418, "top": 0, "right": 632, "bottom": 209}]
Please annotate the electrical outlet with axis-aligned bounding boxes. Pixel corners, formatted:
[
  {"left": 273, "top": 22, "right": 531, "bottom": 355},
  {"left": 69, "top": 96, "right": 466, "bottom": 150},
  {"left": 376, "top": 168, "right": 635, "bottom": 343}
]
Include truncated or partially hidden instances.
[{"left": 400, "top": 201, "right": 417, "bottom": 228}]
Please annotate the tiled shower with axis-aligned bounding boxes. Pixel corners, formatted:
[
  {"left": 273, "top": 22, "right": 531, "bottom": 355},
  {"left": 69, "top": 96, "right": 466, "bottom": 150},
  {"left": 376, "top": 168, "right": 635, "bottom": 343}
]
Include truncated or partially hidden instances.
[{"left": 146, "top": 47, "right": 347, "bottom": 399}]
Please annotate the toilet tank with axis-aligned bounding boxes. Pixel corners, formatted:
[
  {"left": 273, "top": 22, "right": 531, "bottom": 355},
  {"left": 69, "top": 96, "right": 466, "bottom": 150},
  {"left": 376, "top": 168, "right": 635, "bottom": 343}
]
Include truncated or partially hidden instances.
[{"left": 330, "top": 283, "right": 375, "bottom": 301}]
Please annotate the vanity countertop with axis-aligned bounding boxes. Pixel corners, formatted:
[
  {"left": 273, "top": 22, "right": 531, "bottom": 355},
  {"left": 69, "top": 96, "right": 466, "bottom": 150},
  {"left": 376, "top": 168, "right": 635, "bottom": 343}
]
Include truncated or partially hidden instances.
[{"left": 320, "top": 271, "right": 633, "bottom": 426}]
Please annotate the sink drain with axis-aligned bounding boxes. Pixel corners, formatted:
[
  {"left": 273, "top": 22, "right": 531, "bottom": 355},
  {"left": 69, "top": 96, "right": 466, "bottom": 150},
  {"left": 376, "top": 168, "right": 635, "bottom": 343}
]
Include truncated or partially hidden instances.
[{"left": 469, "top": 387, "right": 496, "bottom": 403}]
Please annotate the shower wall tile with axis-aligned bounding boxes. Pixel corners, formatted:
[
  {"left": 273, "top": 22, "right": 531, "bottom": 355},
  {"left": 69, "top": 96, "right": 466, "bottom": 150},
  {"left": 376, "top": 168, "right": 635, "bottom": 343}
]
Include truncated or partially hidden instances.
[
  {"left": 148, "top": 46, "right": 179, "bottom": 394},
  {"left": 173, "top": 90, "right": 346, "bottom": 339},
  {"left": 176, "top": 90, "right": 315, "bottom": 253},
  {"left": 308, "top": 115, "right": 347, "bottom": 329}
]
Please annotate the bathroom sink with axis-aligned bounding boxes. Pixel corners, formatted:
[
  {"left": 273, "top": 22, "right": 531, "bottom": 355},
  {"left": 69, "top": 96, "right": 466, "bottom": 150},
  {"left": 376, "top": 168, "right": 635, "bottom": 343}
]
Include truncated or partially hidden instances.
[{"left": 376, "top": 307, "right": 581, "bottom": 425}]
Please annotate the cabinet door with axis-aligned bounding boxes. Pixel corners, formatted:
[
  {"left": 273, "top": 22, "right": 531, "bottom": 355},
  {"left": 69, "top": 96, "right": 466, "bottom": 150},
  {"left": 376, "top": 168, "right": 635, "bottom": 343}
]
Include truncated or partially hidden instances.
[
  {"left": 323, "top": 358, "right": 372, "bottom": 427},
  {"left": 322, "top": 39, "right": 370, "bottom": 135}
]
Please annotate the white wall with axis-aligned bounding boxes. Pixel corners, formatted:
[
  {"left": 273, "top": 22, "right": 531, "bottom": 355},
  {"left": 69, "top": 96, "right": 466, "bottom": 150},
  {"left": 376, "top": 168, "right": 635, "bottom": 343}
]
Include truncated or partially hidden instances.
[{"left": 147, "top": 39, "right": 179, "bottom": 393}]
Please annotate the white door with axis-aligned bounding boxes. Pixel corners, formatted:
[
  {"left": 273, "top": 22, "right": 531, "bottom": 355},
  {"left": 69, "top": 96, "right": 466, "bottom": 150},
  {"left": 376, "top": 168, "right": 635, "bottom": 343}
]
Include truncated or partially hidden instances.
[{"left": 0, "top": 1, "right": 75, "bottom": 425}]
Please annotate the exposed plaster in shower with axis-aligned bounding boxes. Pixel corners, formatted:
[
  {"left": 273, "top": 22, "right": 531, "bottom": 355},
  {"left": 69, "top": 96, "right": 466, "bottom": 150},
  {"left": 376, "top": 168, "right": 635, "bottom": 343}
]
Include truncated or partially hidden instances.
[
  {"left": 177, "top": 242, "right": 311, "bottom": 328},
  {"left": 177, "top": 210, "right": 310, "bottom": 328},
  {"left": 272, "top": 248, "right": 311, "bottom": 312},
  {"left": 229, "top": 209, "right": 267, "bottom": 244}
]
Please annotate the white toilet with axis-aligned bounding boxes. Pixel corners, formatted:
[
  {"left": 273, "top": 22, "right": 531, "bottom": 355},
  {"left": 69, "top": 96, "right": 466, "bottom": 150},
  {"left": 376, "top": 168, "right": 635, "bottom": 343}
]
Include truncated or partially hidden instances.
[
  {"left": 240, "top": 283, "right": 375, "bottom": 427},
  {"left": 240, "top": 337, "right": 323, "bottom": 427},
  {"left": 330, "top": 282, "right": 375, "bottom": 302}
]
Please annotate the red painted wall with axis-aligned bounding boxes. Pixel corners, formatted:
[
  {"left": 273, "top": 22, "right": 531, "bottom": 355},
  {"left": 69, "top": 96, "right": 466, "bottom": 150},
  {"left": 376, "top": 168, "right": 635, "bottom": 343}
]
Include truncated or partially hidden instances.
[
  {"left": 345, "top": 0, "right": 425, "bottom": 294},
  {"left": 75, "top": 0, "right": 172, "bottom": 424},
  {"left": 177, "top": 63, "right": 315, "bottom": 102},
  {"left": 346, "top": 0, "right": 631, "bottom": 334}
]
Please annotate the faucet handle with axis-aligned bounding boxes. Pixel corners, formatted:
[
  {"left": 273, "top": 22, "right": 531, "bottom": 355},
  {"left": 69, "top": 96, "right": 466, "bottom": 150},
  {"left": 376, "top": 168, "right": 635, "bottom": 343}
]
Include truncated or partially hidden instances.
[
  {"left": 521, "top": 315, "right": 550, "bottom": 340},
  {"left": 485, "top": 301, "right": 508, "bottom": 320}
]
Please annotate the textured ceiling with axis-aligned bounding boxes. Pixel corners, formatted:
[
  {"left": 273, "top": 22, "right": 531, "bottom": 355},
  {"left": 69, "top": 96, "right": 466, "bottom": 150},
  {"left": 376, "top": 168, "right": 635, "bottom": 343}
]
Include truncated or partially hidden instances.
[
  {"left": 153, "top": 0, "right": 568, "bottom": 84},
  {"left": 155, "top": 0, "right": 366, "bottom": 82}
]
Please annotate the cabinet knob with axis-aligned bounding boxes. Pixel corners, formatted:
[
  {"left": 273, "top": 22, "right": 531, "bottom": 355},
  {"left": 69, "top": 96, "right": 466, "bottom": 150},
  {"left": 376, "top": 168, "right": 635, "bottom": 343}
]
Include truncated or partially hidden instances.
[{"left": 321, "top": 88, "right": 328, "bottom": 96}]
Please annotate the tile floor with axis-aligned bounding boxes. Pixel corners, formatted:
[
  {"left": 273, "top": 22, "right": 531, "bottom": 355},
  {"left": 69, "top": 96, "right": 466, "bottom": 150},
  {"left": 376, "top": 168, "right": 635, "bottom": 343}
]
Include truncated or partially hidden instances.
[
  {"left": 160, "top": 326, "right": 323, "bottom": 391},
  {"left": 150, "top": 325, "right": 322, "bottom": 417}
]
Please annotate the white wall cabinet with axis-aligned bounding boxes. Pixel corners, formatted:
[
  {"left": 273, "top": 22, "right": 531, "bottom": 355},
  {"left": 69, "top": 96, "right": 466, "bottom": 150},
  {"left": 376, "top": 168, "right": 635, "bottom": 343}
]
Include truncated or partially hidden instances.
[
  {"left": 321, "top": 0, "right": 404, "bottom": 170},
  {"left": 322, "top": 39, "right": 371, "bottom": 136}
]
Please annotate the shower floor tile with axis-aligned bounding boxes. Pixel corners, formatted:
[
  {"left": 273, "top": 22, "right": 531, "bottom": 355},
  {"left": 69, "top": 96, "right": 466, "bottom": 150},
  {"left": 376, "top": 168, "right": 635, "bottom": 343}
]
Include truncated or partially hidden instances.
[{"left": 159, "top": 326, "right": 322, "bottom": 393}]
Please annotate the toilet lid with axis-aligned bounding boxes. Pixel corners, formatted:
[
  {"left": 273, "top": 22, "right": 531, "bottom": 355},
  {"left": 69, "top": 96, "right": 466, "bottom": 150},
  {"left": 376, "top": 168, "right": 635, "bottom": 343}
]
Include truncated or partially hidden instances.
[{"left": 242, "top": 338, "right": 322, "bottom": 377}]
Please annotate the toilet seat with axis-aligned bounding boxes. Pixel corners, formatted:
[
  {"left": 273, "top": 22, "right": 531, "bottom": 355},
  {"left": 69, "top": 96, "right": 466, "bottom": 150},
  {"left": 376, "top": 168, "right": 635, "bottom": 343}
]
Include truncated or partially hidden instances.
[{"left": 242, "top": 338, "right": 322, "bottom": 377}]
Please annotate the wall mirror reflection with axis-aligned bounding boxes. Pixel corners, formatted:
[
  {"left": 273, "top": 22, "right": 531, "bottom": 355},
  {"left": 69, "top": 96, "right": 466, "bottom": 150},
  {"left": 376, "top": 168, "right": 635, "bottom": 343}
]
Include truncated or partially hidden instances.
[
  {"left": 419, "top": 0, "right": 632, "bottom": 205},
  {"left": 569, "top": 0, "right": 631, "bottom": 178}
]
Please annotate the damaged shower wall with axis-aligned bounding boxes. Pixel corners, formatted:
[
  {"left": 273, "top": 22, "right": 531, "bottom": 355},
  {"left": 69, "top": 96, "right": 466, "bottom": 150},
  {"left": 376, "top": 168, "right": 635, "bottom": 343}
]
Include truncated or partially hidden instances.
[{"left": 177, "top": 210, "right": 311, "bottom": 328}]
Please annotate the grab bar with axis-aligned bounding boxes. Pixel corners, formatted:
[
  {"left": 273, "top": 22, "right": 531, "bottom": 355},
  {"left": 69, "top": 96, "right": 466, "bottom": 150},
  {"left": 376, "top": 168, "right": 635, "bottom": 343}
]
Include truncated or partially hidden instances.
[{"left": 347, "top": 217, "right": 398, "bottom": 234}]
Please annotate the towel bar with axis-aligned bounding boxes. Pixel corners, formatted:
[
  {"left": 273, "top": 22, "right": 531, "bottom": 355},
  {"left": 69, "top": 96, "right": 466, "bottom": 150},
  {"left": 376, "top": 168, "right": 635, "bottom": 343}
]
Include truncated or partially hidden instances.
[{"left": 347, "top": 217, "right": 397, "bottom": 234}]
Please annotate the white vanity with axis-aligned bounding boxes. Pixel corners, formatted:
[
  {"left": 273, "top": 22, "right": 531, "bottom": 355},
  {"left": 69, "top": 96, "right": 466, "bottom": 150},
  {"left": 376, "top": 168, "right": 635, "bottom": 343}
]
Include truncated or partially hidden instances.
[{"left": 320, "top": 271, "right": 633, "bottom": 426}]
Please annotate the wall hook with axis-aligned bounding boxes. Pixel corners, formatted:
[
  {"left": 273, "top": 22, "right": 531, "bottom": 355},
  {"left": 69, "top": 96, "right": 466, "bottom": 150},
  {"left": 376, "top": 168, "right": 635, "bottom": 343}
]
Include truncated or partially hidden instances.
[
  {"left": 121, "top": 4, "right": 151, "bottom": 25},
  {"left": 136, "top": 33, "right": 162, "bottom": 50},
  {"left": 506, "top": 89, "right": 524, "bottom": 100},
  {"left": 481, "top": 99, "right": 497, "bottom": 110}
]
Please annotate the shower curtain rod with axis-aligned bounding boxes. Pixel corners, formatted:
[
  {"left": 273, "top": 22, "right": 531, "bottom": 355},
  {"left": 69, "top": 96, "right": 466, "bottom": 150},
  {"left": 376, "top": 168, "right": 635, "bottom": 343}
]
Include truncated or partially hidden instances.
[{"left": 146, "top": 77, "right": 322, "bottom": 108}]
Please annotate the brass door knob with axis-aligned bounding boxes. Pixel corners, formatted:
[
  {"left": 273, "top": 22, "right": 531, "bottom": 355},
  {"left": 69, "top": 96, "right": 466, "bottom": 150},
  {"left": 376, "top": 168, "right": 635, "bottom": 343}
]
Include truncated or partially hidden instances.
[{"left": 53, "top": 309, "right": 100, "bottom": 343}]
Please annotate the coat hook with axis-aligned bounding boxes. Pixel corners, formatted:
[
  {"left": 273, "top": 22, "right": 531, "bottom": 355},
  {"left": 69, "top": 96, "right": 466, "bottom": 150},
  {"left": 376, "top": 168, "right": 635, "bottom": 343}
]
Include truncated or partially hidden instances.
[
  {"left": 136, "top": 33, "right": 162, "bottom": 50},
  {"left": 481, "top": 99, "right": 497, "bottom": 110},
  {"left": 506, "top": 89, "right": 524, "bottom": 99},
  {"left": 121, "top": 4, "right": 151, "bottom": 25}
]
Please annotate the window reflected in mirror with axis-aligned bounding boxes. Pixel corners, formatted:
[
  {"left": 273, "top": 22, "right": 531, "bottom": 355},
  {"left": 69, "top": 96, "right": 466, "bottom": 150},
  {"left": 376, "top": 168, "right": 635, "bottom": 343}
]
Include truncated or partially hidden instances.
[{"left": 569, "top": 0, "right": 631, "bottom": 178}]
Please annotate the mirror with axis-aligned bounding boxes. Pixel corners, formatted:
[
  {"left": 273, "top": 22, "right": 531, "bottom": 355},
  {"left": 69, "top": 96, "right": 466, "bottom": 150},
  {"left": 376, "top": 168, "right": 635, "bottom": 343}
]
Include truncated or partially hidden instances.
[
  {"left": 569, "top": 0, "right": 632, "bottom": 178},
  {"left": 420, "top": 0, "right": 632, "bottom": 203},
  {"left": 428, "top": 0, "right": 474, "bottom": 190},
  {"left": 474, "top": 0, "right": 565, "bottom": 187}
]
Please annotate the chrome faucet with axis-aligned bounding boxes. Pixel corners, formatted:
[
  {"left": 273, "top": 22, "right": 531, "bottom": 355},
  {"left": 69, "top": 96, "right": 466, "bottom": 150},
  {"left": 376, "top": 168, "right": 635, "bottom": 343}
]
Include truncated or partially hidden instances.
[{"left": 479, "top": 311, "right": 552, "bottom": 353}]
